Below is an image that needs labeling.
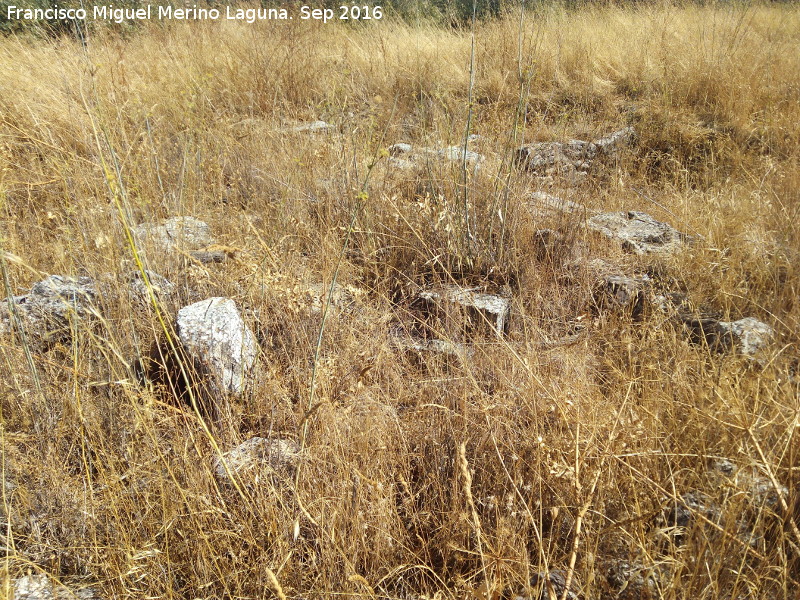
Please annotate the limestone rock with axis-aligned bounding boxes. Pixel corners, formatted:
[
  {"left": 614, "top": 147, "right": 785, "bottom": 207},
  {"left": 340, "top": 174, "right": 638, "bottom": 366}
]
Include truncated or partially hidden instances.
[
  {"left": 587, "top": 210, "right": 688, "bottom": 254},
  {"left": 514, "top": 127, "right": 634, "bottom": 178},
  {"left": 12, "top": 574, "right": 101, "bottom": 600},
  {"left": 0, "top": 275, "right": 98, "bottom": 342},
  {"left": 126, "top": 270, "right": 175, "bottom": 305},
  {"left": 176, "top": 298, "right": 258, "bottom": 396},
  {"left": 416, "top": 286, "right": 510, "bottom": 337},
  {"left": 288, "top": 120, "right": 335, "bottom": 134},
  {"left": 716, "top": 317, "right": 772, "bottom": 357},
  {"left": 214, "top": 437, "right": 302, "bottom": 484},
  {"left": 132, "top": 216, "right": 215, "bottom": 256},
  {"left": 386, "top": 142, "right": 485, "bottom": 171}
]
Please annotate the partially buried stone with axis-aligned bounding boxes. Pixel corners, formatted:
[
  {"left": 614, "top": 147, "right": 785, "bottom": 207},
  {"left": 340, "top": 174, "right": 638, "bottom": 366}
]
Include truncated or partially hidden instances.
[
  {"left": 716, "top": 317, "right": 772, "bottom": 357},
  {"left": 213, "top": 437, "right": 302, "bottom": 484},
  {"left": 126, "top": 270, "right": 175, "bottom": 305},
  {"left": 526, "top": 570, "right": 580, "bottom": 600},
  {"left": 132, "top": 216, "right": 215, "bottom": 256}
]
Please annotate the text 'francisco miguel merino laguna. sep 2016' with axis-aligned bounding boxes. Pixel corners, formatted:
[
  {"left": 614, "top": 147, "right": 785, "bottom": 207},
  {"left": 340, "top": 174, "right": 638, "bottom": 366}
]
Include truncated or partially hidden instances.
[{"left": 6, "top": 4, "right": 385, "bottom": 25}]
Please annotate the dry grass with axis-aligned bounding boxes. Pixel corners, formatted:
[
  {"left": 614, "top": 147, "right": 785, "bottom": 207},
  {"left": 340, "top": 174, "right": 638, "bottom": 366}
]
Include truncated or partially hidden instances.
[{"left": 1, "top": 2, "right": 799, "bottom": 598}]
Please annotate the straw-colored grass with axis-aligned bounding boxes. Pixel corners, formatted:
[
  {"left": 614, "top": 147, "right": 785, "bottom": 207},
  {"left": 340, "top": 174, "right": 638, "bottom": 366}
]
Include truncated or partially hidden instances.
[{"left": 1, "top": 2, "right": 798, "bottom": 598}]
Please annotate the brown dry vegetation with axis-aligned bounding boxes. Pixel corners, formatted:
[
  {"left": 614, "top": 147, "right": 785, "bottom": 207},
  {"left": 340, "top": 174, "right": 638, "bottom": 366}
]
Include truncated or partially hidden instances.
[{"left": 1, "top": 2, "right": 799, "bottom": 599}]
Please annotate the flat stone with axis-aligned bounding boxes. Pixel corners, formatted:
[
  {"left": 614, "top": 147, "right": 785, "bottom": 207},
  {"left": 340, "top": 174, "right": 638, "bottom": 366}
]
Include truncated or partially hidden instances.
[
  {"left": 132, "top": 216, "right": 215, "bottom": 256},
  {"left": 176, "top": 298, "right": 258, "bottom": 396},
  {"left": 13, "top": 574, "right": 102, "bottom": 600},
  {"left": 587, "top": 210, "right": 687, "bottom": 254},
  {"left": 417, "top": 286, "right": 510, "bottom": 336},
  {"left": 213, "top": 437, "right": 302, "bottom": 484},
  {"left": 288, "top": 120, "right": 335, "bottom": 134}
]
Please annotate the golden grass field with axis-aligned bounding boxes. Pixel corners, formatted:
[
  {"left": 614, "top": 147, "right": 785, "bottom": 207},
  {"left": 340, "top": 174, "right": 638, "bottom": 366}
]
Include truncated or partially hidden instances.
[{"left": 1, "top": 2, "right": 799, "bottom": 598}]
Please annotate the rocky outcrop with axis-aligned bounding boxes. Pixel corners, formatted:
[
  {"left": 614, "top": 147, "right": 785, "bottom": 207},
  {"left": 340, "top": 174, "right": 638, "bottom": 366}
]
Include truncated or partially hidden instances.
[
  {"left": 176, "top": 298, "right": 258, "bottom": 397},
  {"left": 514, "top": 127, "right": 634, "bottom": 179},
  {"left": 587, "top": 210, "right": 688, "bottom": 254},
  {"left": 213, "top": 437, "right": 302, "bottom": 485},
  {"left": 0, "top": 275, "right": 98, "bottom": 343}
]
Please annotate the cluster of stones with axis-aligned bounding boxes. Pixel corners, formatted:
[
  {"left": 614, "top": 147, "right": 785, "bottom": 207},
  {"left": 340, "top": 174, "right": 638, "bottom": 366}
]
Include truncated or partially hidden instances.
[
  {"left": 514, "top": 127, "right": 635, "bottom": 184},
  {"left": 606, "top": 458, "right": 789, "bottom": 599},
  {"left": 0, "top": 124, "right": 783, "bottom": 600},
  {"left": 527, "top": 181, "right": 773, "bottom": 358}
]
